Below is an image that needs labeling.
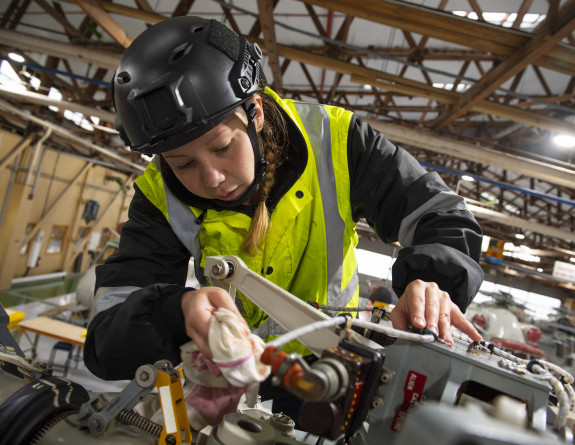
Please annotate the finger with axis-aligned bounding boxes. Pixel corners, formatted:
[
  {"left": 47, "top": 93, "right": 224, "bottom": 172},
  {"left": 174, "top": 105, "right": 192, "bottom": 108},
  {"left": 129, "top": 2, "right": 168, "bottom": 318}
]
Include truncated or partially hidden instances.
[
  {"left": 390, "top": 300, "right": 409, "bottom": 331},
  {"left": 206, "top": 287, "right": 248, "bottom": 326},
  {"left": 452, "top": 309, "right": 483, "bottom": 342},
  {"left": 424, "top": 285, "right": 441, "bottom": 335},
  {"left": 405, "top": 281, "right": 427, "bottom": 329},
  {"left": 437, "top": 311, "right": 453, "bottom": 344},
  {"left": 432, "top": 291, "right": 453, "bottom": 343},
  {"left": 205, "top": 286, "right": 235, "bottom": 308},
  {"left": 192, "top": 335, "right": 213, "bottom": 360}
]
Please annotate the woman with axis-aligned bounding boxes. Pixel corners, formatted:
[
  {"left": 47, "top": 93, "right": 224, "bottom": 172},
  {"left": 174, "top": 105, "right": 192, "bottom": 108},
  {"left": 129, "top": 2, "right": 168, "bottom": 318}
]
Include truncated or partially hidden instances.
[{"left": 85, "top": 16, "right": 483, "bottom": 397}]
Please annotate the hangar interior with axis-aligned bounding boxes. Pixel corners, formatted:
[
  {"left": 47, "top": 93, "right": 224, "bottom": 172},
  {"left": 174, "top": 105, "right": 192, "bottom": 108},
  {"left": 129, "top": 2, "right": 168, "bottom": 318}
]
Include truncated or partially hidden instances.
[{"left": 2, "top": 1, "right": 575, "bottom": 444}]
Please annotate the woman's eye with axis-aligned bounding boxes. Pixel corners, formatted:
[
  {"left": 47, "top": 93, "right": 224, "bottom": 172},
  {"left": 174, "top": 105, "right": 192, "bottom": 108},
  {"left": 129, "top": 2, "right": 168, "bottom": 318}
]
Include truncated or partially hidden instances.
[
  {"left": 176, "top": 161, "right": 193, "bottom": 170},
  {"left": 217, "top": 142, "right": 232, "bottom": 153}
]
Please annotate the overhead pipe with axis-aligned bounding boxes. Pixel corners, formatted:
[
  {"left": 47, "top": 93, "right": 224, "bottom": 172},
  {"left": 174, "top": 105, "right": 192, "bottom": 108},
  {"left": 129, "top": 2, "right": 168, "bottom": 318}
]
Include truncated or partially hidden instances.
[
  {"left": 419, "top": 161, "right": 575, "bottom": 208},
  {"left": 28, "top": 145, "right": 47, "bottom": 200},
  {"left": 419, "top": 161, "right": 575, "bottom": 244},
  {"left": 46, "top": 147, "right": 142, "bottom": 175},
  {"left": 0, "top": 57, "right": 111, "bottom": 87},
  {"left": 7, "top": 162, "right": 128, "bottom": 195},
  {"left": 25, "top": 128, "right": 52, "bottom": 199},
  {"left": 467, "top": 204, "right": 575, "bottom": 244},
  {"left": 0, "top": 99, "right": 145, "bottom": 172},
  {"left": 368, "top": 118, "right": 575, "bottom": 189},
  {"left": 11, "top": 271, "right": 67, "bottom": 285},
  {"left": 0, "top": 86, "right": 116, "bottom": 123},
  {"left": 0, "top": 29, "right": 120, "bottom": 70}
]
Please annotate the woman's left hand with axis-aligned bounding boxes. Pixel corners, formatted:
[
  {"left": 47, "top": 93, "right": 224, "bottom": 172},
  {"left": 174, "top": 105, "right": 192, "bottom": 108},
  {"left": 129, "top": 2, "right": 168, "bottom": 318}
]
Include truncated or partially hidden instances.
[{"left": 389, "top": 279, "right": 482, "bottom": 344}]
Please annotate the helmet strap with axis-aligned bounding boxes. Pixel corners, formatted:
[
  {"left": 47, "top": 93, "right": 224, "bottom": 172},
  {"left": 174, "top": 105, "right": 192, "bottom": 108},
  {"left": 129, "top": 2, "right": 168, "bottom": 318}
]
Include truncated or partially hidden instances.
[
  {"left": 244, "top": 101, "right": 268, "bottom": 183},
  {"left": 212, "top": 100, "right": 268, "bottom": 208}
]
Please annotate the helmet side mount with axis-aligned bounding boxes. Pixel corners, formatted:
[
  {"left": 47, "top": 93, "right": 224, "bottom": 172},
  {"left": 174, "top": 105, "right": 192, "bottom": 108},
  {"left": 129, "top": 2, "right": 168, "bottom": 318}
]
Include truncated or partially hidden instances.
[{"left": 230, "top": 37, "right": 262, "bottom": 99}]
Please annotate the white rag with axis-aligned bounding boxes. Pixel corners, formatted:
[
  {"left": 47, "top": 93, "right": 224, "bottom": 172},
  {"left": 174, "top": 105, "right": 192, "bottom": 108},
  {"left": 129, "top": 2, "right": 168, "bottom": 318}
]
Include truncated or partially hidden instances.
[{"left": 180, "top": 307, "right": 270, "bottom": 430}]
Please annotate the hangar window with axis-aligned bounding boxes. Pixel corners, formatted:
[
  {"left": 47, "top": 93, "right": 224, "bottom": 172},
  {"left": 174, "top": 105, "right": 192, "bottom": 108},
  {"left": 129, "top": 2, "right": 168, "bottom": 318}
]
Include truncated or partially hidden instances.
[{"left": 46, "top": 224, "right": 68, "bottom": 254}]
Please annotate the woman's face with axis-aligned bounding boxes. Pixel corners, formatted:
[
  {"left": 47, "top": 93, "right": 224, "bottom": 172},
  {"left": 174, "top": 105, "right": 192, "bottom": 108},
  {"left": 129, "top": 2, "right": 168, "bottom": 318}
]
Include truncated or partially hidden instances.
[{"left": 163, "top": 95, "right": 264, "bottom": 204}]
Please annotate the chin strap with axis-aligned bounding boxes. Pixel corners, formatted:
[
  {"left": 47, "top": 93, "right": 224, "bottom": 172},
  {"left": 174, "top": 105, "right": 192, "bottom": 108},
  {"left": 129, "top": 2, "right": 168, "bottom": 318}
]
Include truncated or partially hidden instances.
[{"left": 214, "top": 101, "right": 268, "bottom": 209}]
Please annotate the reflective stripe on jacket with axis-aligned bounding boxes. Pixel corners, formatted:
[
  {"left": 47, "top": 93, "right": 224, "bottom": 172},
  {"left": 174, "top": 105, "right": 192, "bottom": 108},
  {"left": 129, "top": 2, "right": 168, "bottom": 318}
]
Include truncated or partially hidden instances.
[{"left": 133, "top": 88, "right": 360, "bottom": 354}]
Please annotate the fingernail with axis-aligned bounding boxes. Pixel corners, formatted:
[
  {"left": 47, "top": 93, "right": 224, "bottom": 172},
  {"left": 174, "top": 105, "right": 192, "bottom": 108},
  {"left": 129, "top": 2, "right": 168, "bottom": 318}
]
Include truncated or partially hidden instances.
[
  {"left": 414, "top": 317, "right": 425, "bottom": 327},
  {"left": 429, "top": 326, "right": 438, "bottom": 335}
]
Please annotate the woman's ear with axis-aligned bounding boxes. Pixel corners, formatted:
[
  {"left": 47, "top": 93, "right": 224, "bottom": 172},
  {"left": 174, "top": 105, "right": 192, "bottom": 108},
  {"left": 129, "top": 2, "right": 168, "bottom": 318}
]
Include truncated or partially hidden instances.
[{"left": 252, "top": 94, "right": 264, "bottom": 133}]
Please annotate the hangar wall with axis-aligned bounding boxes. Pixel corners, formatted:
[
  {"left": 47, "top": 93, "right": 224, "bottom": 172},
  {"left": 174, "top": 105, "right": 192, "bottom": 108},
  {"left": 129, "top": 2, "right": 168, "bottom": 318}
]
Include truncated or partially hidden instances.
[{"left": 0, "top": 128, "right": 134, "bottom": 289}]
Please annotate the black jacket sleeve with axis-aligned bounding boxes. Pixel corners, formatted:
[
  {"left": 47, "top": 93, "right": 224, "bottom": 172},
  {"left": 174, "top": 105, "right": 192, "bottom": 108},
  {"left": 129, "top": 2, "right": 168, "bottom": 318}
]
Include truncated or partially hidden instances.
[
  {"left": 347, "top": 116, "right": 484, "bottom": 311},
  {"left": 84, "top": 184, "right": 192, "bottom": 380}
]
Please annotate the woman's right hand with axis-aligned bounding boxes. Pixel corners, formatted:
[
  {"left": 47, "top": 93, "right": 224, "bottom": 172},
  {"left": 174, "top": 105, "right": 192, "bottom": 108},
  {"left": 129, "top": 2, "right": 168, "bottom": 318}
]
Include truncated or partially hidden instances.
[{"left": 180, "top": 287, "right": 247, "bottom": 360}]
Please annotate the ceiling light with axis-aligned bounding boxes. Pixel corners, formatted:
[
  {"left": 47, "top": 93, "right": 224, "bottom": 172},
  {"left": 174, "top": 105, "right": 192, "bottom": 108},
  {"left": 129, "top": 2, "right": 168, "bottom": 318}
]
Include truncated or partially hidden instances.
[
  {"left": 553, "top": 134, "right": 575, "bottom": 148},
  {"left": 515, "top": 231, "right": 525, "bottom": 240},
  {"left": 570, "top": 257, "right": 575, "bottom": 263},
  {"left": 8, "top": 52, "right": 25, "bottom": 63},
  {"left": 461, "top": 174, "right": 475, "bottom": 182},
  {"left": 537, "top": 268, "right": 543, "bottom": 273}
]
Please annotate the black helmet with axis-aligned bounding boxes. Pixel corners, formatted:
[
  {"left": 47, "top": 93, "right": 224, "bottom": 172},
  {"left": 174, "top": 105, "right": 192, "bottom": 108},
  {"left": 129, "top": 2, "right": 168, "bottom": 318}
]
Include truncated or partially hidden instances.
[{"left": 113, "top": 16, "right": 263, "bottom": 155}]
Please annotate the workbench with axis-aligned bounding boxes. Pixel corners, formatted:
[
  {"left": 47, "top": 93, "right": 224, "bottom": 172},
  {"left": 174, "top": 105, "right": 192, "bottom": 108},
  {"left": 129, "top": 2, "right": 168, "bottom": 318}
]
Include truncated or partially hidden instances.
[{"left": 17, "top": 316, "right": 86, "bottom": 359}]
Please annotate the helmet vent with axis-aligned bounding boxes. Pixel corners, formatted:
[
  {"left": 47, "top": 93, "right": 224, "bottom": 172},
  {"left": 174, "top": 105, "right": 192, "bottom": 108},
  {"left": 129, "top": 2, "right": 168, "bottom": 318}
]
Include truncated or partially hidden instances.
[
  {"left": 169, "top": 43, "right": 192, "bottom": 64},
  {"left": 116, "top": 71, "right": 131, "bottom": 85}
]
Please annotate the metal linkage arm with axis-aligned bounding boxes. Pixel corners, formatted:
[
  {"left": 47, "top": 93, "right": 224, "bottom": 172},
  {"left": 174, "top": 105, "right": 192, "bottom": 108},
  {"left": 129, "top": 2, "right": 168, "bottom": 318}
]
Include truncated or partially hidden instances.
[
  {"left": 78, "top": 360, "right": 192, "bottom": 444},
  {"left": 205, "top": 255, "right": 379, "bottom": 355}
]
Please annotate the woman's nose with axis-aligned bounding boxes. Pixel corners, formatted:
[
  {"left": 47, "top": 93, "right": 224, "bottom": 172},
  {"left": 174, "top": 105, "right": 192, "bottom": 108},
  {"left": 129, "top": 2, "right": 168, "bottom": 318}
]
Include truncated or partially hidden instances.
[{"left": 202, "top": 163, "right": 224, "bottom": 188}]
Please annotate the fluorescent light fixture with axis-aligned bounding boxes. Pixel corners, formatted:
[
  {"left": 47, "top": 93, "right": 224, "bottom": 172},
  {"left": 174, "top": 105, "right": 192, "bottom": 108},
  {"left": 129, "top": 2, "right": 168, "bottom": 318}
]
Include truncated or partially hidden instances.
[
  {"left": 48, "top": 87, "right": 62, "bottom": 112},
  {"left": 461, "top": 174, "right": 475, "bottom": 182},
  {"left": 502, "top": 243, "right": 540, "bottom": 262},
  {"left": 432, "top": 82, "right": 469, "bottom": 92},
  {"left": 8, "top": 52, "right": 25, "bottom": 63},
  {"left": 553, "top": 134, "right": 575, "bottom": 148},
  {"left": 0, "top": 61, "right": 26, "bottom": 92},
  {"left": 451, "top": 11, "right": 545, "bottom": 30}
]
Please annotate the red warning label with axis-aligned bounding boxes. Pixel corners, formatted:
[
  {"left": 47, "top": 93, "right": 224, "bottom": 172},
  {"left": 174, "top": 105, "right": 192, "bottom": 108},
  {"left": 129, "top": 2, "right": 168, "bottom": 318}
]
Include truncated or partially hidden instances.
[{"left": 391, "top": 370, "right": 427, "bottom": 432}]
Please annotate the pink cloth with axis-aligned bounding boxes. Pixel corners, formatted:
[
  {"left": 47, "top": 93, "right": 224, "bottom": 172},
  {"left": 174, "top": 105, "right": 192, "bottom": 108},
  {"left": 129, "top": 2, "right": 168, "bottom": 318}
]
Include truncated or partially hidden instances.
[{"left": 185, "top": 385, "right": 246, "bottom": 426}]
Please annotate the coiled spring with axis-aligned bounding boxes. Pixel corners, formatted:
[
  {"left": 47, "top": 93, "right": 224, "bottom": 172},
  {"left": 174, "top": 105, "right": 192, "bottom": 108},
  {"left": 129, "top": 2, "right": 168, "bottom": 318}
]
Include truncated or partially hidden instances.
[{"left": 116, "top": 409, "right": 162, "bottom": 438}]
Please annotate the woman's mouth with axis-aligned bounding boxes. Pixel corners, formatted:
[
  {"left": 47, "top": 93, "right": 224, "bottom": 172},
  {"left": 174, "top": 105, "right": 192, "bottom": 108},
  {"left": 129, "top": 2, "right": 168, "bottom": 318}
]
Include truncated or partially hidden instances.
[{"left": 218, "top": 188, "right": 239, "bottom": 201}]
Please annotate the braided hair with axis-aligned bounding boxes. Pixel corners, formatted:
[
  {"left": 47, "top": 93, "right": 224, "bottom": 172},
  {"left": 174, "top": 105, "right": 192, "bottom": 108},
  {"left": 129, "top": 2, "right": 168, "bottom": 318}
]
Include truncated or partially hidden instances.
[{"left": 241, "top": 87, "right": 288, "bottom": 256}]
